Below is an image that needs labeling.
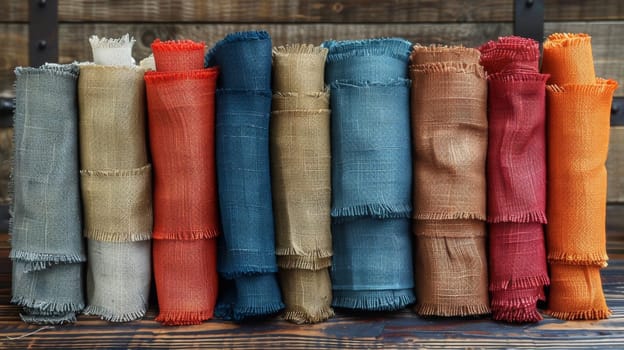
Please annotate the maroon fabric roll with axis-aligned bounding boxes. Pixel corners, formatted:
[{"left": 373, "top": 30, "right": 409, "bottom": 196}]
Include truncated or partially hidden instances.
[{"left": 479, "top": 36, "right": 550, "bottom": 323}]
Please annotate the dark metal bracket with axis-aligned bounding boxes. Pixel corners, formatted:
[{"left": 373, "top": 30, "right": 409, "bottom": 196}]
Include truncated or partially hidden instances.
[
  {"left": 612, "top": 98, "right": 624, "bottom": 126},
  {"left": 514, "top": 0, "right": 544, "bottom": 43},
  {"left": 29, "top": 0, "right": 58, "bottom": 67}
]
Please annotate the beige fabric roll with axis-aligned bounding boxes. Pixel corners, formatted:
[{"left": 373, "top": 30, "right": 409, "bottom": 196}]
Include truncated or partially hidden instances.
[
  {"left": 413, "top": 219, "right": 490, "bottom": 316},
  {"left": 279, "top": 268, "right": 334, "bottom": 324},
  {"left": 411, "top": 44, "right": 481, "bottom": 65},
  {"left": 272, "top": 44, "right": 328, "bottom": 93},
  {"left": 272, "top": 91, "right": 329, "bottom": 111},
  {"left": 271, "top": 109, "right": 332, "bottom": 269},
  {"left": 80, "top": 166, "right": 152, "bottom": 241},
  {"left": 410, "top": 62, "right": 488, "bottom": 220},
  {"left": 79, "top": 65, "right": 148, "bottom": 170}
]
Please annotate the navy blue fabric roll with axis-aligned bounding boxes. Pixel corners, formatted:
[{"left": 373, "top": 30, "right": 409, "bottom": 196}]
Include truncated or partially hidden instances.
[
  {"left": 329, "top": 79, "right": 412, "bottom": 219},
  {"left": 331, "top": 217, "right": 415, "bottom": 311},
  {"left": 207, "top": 31, "right": 283, "bottom": 320}
]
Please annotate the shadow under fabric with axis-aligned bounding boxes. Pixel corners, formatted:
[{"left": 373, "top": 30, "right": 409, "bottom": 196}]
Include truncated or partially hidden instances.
[
  {"left": 541, "top": 33, "right": 618, "bottom": 320},
  {"left": 409, "top": 45, "right": 490, "bottom": 317},
  {"left": 271, "top": 44, "right": 334, "bottom": 323},
  {"left": 10, "top": 64, "right": 85, "bottom": 324},
  {"left": 78, "top": 35, "right": 153, "bottom": 322},
  {"left": 205, "top": 31, "right": 284, "bottom": 321},
  {"left": 323, "top": 38, "right": 415, "bottom": 311},
  {"left": 145, "top": 39, "right": 220, "bottom": 325},
  {"left": 478, "top": 36, "right": 550, "bottom": 323}
]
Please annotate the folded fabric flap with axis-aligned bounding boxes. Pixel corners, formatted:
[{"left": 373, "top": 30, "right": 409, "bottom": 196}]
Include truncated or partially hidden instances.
[
  {"left": 12, "top": 261, "right": 84, "bottom": 323},
  {"left": 151, "top": 39, "right": 206, "bottom": 72},
  {"left": 80, "top": 165, "right": 153, "bottom": 242},
  {"left": 412, "top": 220, "right": 486, "bottom": 238},
  {"left": 89, "top": 34, "right": 136, "bottom": 66},
  {"left": 488, "top": 223, "right": 549, "bottom": 291},
  {"left": 332, "top": 218, "right": 413, "bottom": 291},
  {"left": 232, "top": 273, "right": 285, "bottom": 321},
  {"left": 217, "top": 247, "right": 279, "bottom": 278},
  {"left": 323, "top": 38, "right": 412, "bottom": 62},
  {"left": 78, "top": 65, "right": 148, "bottom": 170},
  {"left": 410, "top": 61, "right": 486, "bottom": 78},
  {"left": 330, "top": 80, "right": 412, "bottom": 219},
  {"left": 542, "top": 33, "right": 595, "bottom": 85},
  {"left": 478, "top": 36, "right": 540, "bottom": 74},
  {"left": 9, "top": 251, "right": 85, "bottom": 272},
  {"left": 414, "top": 230, "right": 490, "bottom": 317},
  {"left": 272, "top": 91, "right": 330, "bottom": 110},
  {"left": 410, "top": 64, "right": 487, "bottom": 220},
  {"left": 332, "top": 289, "right": 415, "bottom": 311},
  {"left": 491, "top": 287, "right": 545, "bottom": 308},
  {"left": 85, "top": 240, "right": 151, "bottom": 322},
  {"left": 144, "top": 67, "right": 219, "bottom": 83},
  {"left": 272, "top": 44, "right": 328, "bottom": 93},
  {"left": 546, "top": 264, "right": 611, "bottom": 320},
  {"left": 546, "top": 79, "right": 616, "bottom": 267},
  {"left": 279, "top": 268, "right": 334, "bottom": 324},
  {"left": 153, "top": 239, "right": 218, "bottom": 325},
  {"left": 277, "top": 254, "right": 332, "bottom": 271},
  {"left": 410, "top": 44, "right": 481, "bottom": 65},
  {"left": 20, "top": 311, "right": 78, "bottom": 325}
]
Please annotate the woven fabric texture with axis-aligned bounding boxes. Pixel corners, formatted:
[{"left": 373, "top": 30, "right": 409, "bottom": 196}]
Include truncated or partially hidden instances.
[
  {"left": 542, "top": 32, "right": 618, "bottom": 320},
  {"left": 10, "top": 64, "right": 84, "bottom": 324}
]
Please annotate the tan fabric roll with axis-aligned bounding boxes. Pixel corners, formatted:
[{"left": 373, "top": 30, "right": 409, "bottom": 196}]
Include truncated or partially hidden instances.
[
  {"left": 272, "top": 44, "right": 328, "bottom": 93},
  {"left": 80, "top": 165, "right": 153, "bottom": 241},
  {"left": 271, "top": 109, "right": 332, "bottom": 269},
  {"left": 79, "top": 65, "right": 148, "bottom": 170},
  {"left": 410, "top": 62, "right": 488, "bottom": 220},
  {"left": 413, "top": 220, "right": 490, "bottom": 316},
  {"left": 272, "top": 91, "right": 329, "bottom": 111},
  {"left": 411, "top": 44, "right": 481, "bottom": 65},
  {"left": 279, "top": 268, "right": 334, "bottom": 324}
]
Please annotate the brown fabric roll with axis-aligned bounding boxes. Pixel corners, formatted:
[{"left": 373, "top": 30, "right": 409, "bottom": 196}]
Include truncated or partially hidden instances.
[
  {"left": 411, "top": 44, "right": 481, "bottom": 65},
  {"left": 80, "top": 166, "right": 153, "bottom": 241},
  {"left": 79, "top": 65, "right": 148, "bottom": 170},
  {"left": 279, "top": 268, "right": 334, "bottom": 324},
  {"left": 272, "top": 44, "right": 328, "bottom": 93},
  {"left": 413, "top": 220, "right": 490, "bottom": 316},
  {"left": 409, "top": 62, "right": 488, "bottom": 220},
  {"left": 547, "top": 264, "right": 610, "bottom": 320},
  {"left": 271, "top": 109, "right": 332, "bottom": 269},
  {"left": 272, "top": 91, "right": 329, "bottom": 111}
]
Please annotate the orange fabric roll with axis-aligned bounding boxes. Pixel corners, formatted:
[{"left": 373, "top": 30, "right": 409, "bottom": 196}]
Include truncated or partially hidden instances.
[
  {"left": 546, "top": 264, "right": 610, "bottom": 320},
  {"left": 153, "top": 239, "right": 219, "bottom": 325},
  {"left": 541, "top": 33, "right": 595, "bottom": 86},
  {"left": 546, "top": 79, "right": 617, "bottom": 266},
  {"left": 151, "top": 39, "right": 205, "bottom": 72}
]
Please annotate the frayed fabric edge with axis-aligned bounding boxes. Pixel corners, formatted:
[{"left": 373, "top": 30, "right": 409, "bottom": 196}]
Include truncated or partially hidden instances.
[
  {"left": 277, "top": 255, "right": 332, "bottom": 270},
  {"left": 12, "top": 296, "right": 84, "bottom": 314},
  {"left": 413, "top": 211, "right": 486, "bottom": 221},
  {"left": 546, "top": 308, "right": 611, "bottom": 321},
  {"left": 83, "top": 305, "right": 146, "bottom": 323},
  {"left": 332, "top": 290, "right": 415, "bottom": 311},
  {"left": 487, "top": 210, "right": 547, "bottom": 224},
  {"left": 281, "top": 306, "right": 335, "bottom": 324},
  {"left": 489, "top": 275, "right": 550, "bottom": 291},
  {"left": 331, "top": 203, "right": 412, "bottom": 220},
  {"left": 155, "top": 310, "right": 214, "bottom": 326},
  {"left": 152, "top": 227, "right": 220, "bottom": 240},
  {"left": 20, "top": 312, "right": 77, "bottom": 325},
  {"left": 84, "top": 230, "right": 152, "bottom": 243},
  {"left": 415, "top": 303, "right": 491, "bottom": 317},
  {"left": 233, "top": 302, "right": 286, "bottom": 321},
  {"left": 492, "top": 306, "right": 543, "bottom": 323},
  {"left": 547, "top": 252, "right": 608, "bottom": 268}
]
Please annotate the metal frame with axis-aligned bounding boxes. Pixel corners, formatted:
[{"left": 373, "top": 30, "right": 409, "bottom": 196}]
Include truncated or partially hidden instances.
[
  {"left": 514, "top": 0, "right": 545, "bottom": 43},
  {"left": 29, "top": 0, "right": 59, "bottom": 67}
]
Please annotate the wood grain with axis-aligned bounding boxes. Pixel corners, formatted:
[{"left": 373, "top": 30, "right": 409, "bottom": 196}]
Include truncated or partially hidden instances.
[
  {"left": 3, "top": 1, "right": 623, "bottom": 23},
  {"left": 608, "top": 127, "right": 624, "bottom": 203},
  {"left": 0, "top": 24, "right": 28, "bottom": 98}
]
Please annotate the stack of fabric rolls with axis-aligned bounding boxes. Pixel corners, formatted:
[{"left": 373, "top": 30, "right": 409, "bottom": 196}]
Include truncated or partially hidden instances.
[
  {"left": 478, "top": 36, "right": 550, "bottom": 322},
  {"left": 270, "top": 44, "right": 334, "bottom": 323},
  {"left": 323, "top": 38, "right": 415, "bottom": 311},
  {"left": 409, "top": 45, "right": 490, "bottom": 317},
  {"left": 541, "top": 33, "right": 618, "bottom": 320},
  {"left": 10, "top": 63, "right": 85, "bottom": 324},
  {"left": 206, "top": 31, "right": 284, "bottom": 321},
  {"left": 145, "top": 39, "right": 220, "bottom": 325}
]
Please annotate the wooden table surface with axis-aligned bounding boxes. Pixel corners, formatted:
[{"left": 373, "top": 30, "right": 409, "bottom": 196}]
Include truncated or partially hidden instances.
[{"left": 1, "top": 207, "right": 623, "bottom": 349}]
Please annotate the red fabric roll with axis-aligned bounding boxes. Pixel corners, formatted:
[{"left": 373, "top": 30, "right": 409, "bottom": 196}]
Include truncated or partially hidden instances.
[
  {"left": 479, "top": 36, "right": 550, "bottom": 323},
  {"left": 153, "top": 239, "right": 218, "bottom": 325}
]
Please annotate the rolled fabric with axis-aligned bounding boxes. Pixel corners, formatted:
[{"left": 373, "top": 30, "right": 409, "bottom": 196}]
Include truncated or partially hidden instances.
[
  {"left": 207, "top": 31, "right": 283, "bottom": 320},
  {"left": 272, "top": 91, "right": 329, "bottom": 110},
  {"left": 478, "top": 36, "right": 550, "bottom": 323},
  {"left": 329, "top": 79, "right": 412, "bottom": 219},
  {"left": 272, "top": 44, "right": 327, "bottom": 93},
  {"left": 10, "top": 64, "right": 84, "bottom": 324},
  {"left": 410, "top": 44, "right": 480, "bottom": 65},
  {"left": 323, "top": 38, "right": 411, "bottom": 82},
  {"left": 409, "top": 58, "right": 487, "bottom": 220},
  {"left": 146, "top": 39, "right": 221, "bottom": 325},
  {"left": 152, "top": 239, "right": 218, "bottom": 325},
  {"left": 412, "top": 220, "right": 490, "bottom": 316},
  {"left": 331, "top": 218, "right": 415, "bottom": 311},
  {"left": 85, "top": 240, "right": 151, "bottom": 322},
  {"left": 542, "top": 32, "right": 618, "bottom": 320},
  {"left": 279, "top": 269, "right": 334, "bottom": 324},
  {"left": 78, "top": 35, "right": 153, "bottom": 322}
]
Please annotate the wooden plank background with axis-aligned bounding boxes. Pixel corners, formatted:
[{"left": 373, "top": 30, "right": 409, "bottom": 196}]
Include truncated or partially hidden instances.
[{"left": 1, "top": 0, "right": 623, "bottom": 201}]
